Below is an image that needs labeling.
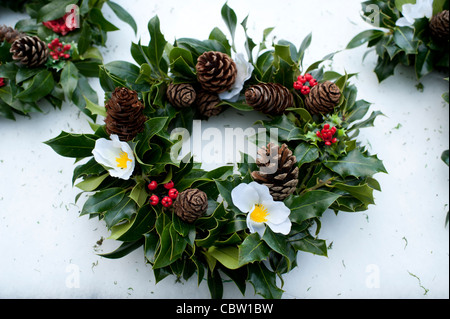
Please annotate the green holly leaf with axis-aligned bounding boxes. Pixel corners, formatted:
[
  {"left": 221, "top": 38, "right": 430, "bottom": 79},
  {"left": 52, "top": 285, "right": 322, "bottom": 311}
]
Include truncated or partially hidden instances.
[
  {"left": 248, "top": 262, "right": 283, "bottom": 299},
  {"left": 324, "top": 149, "right": 387, "bottom": 178},
  {"left": 44, "top": 131, "right": 98, "bottom": 158},
  {"left": 238, "top": 232, "right": 271, "bottom": 266},
  {"left": 285, "top": 190, "right": 341, "bottom": 224}
]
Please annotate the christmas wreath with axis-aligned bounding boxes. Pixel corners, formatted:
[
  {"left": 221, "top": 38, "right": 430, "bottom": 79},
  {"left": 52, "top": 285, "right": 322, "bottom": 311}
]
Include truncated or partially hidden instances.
[
  {"left": 45, "top": 4, "right": 386, "bottom": 299},
  {"left": 0, "top": 0, "right": 136, "bottom": 120},
  {"left": 347, "top": 0, "right": 449, "bottom": 83}
]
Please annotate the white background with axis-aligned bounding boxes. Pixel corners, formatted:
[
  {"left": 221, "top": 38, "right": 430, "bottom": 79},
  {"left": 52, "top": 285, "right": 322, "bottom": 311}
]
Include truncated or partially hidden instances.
[{"left": 0, "top": 0, "right": 448, "bottom": 299}]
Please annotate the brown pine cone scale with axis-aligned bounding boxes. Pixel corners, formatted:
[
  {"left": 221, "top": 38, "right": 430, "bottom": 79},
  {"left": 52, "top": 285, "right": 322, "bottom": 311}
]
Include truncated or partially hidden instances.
[
  {"left": 0, "top": 25, "right": 26, "bottom": 44},
  {"left": 10, "top": 35, "right": 48, "bottom": 68},
  {"left": 195, "top": 90, "right": 223, "bottom": 118},
  {"left": 196, "top": 51, "right": 237, "bottom": 93},
  {"left": 429, "top": 10, "right": 449, "bottom": 41},
  {"left": 104, "top": 87, "right": 147, "bottom": 142},
  {"left": 304, "top": 81, "right": 341, "bottom": 116},
  {"left": 173, "top": 188, "right": 208, "bottom": 223},
  {"left": 245, "top": 83, "right": 294, "bottom": 116},
  {"left": 166, "top": 83, "right": 196, "bottom": 107},
  {"left": 251, "top": 143, "right": 299, "bottom": 201}
]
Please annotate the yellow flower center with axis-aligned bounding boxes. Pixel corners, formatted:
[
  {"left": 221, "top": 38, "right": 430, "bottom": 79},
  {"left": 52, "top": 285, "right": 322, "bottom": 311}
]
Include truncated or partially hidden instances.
[
  {"left": 250, "top": 204, "right": 269, "bottom": 223},
  {"left": 116, "top": 151, "right": 132, "bottom": 169}
]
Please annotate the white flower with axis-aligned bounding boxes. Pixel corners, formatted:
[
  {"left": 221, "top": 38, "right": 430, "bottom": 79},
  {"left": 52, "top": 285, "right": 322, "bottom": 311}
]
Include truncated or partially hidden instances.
[
  {"left": 231, "top": 182, "right": 291, "bottom": 237},
  {"left": 396, "top": 0, "right": 434, "bottom": 27},
  {"left": 92, "top": 134, "right": 135, "bottom": 180},
  {"left": 218, "top": 53, "right": 254, "bottom": 103}
]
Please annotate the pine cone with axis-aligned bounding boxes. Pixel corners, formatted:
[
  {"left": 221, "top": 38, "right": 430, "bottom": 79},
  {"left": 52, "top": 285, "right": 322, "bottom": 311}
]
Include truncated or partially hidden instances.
[
  {"left": 195, "top": 90, "right": 224, "bottom": 118},
  {"left": 251, "top": 143, "right": 299, "bottom": 201},
  {"left": 196, "top": 51, "right": 237, "bottom": 93},
  {"left": 104, "top": 87, "right": 147, "bottom": 142},
  {"left": 10, "top": 35, "right": 48, "bottom": 68},
  {"left": 304, "top": 81, "right": 341, "bottom": 116},
  {"left": 173, "top": 188, "right": 208, "bottom": 223},
  {"left": 166, "top": 83, "right": 196, "bottom": 107},
  {"left": 429, "top": 10, "right": 449, "bottom": 41},
  {"left": 245, "top": 83, "right": 294, "bottom": 116},
  {"left": 0, "top": 25, "right": 25, "bottom": 44}
]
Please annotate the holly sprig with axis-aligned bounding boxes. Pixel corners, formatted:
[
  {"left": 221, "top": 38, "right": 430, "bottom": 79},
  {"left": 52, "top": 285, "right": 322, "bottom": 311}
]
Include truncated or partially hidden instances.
[
  {"left": 346, "top": 0, "right": 449, "bottom": 83},
  {"left": 0, "top": 0, "right": 137, "bottom": 120}
]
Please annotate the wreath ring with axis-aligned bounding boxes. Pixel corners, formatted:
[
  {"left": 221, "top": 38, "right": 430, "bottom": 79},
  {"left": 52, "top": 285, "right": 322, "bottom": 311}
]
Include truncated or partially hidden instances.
[{"left": 45, "top": 4, "right": 387, "bottom": 299}]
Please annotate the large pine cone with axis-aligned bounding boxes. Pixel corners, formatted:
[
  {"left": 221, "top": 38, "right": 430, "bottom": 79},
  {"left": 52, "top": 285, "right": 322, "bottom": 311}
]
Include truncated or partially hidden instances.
[
  {"left": 195, "top": 90, "right": 224, "bottom": 118},
  {"left": 173, "top": 188, "right": 208, "bottom": 223},
  {"left": 429, "top": 10, "right": 449, "bottom": 41},
  {"left": 104, "top": 87, "right": 147, "bottom": 142},
  {"left": 251, "top": 143, "right": 299, "bottom": 201},
  {"left": 196, "top": 51, "right": 237, "bottom": 94},
  {"left": 166, "top": 83, "right": 196, "bottom": 107},
  {"left": 0, "top": 25, "right": 25, "bottom": 44},
  {"left": 304, "top": 81, "right": 341, "bottom": 116},
  {"left": 10, "top": 35, "right": 48, "bottom": 68},
  {"left": 245, "top": 83, "right": 294, "bottom": 116}
]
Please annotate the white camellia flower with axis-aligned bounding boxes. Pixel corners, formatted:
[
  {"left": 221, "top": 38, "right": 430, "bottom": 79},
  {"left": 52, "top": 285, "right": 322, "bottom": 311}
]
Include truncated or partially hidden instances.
[
  {"left": 218, "top": 53, "right": 254, "bottom": 102},
  {"left": 396, "top": 0, "right": 434, "bottom": 27},
  {"left": 231, "top": 182, "right": 291, "bottom": 237},
  {"left": 92, "top": 134, "right": 135, "bottom": 180}
]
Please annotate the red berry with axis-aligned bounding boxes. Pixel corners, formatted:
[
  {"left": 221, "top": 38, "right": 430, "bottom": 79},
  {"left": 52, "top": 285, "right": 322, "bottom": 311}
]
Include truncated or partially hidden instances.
[
  {"left": 147, "top": 181, "right": 158, "bottom": 191},
  {"left": 332, "top": 138, "right": 338, "bottom": 144},
  {"left": 305, "top": 73, "right": 313, "bottom": 81},
  {"left": 64, "top": 44, "right": 71, "bottom": 51},
  {"left": 293, "top": 81, "right": 303, "bottom": 90},
  {"left": 64, "top": 54, "right": 70, "bottom": 59},
  {"left": 168, "top": 188, "right": 178, "bottom": 200},
  {"left": 323, "top": 124, "right": 330, "bottom": 130},
  {"left": 149, "top": 195, "right": 159, "bottom": 206},
  {"left": 161, "top": 196, "right": 173, "bottom": 207},
  {"left": 301, "top": 86, "right": 310, "bottom": 95},
  {"left": 297, "top": 75, "right": 307, "bottom": 84},
  {"left": 325, "top": 141, "right": 331, "bottom": 146},
  {"left": 331, "top": 126, "right": 337, "bottom": 134},
  {"left": 309, "top": 79, "right": 318, "bottom": 87},
  {"left": 164, "top": 180, "right": 174, "bottom": 189}
]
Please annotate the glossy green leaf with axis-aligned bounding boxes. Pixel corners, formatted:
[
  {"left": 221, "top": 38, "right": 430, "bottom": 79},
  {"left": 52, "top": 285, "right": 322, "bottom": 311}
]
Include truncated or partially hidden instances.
[
  {"left": 393, "top": 27, "right": 418, "bottom": 54},
  {"left": 44, "top": 131, "right": 97, "bottom": 158},
  {"left": 346, "top": 30, "right": 384, "bottom": 49},
  {"left": 285, "top": 190, "right": 341, "bottom": 224},
  {"left": 36, "top": 0, "right": 77, "bottom": 22},
  {"left": 208, "top": 246, "right": 240, "bottom": 270},
  {"left": 15, "top": 69, "right": 54, "bottom": 102},
  {"left": 290, "top": 234, "right": 327, "bottom": 256},
  {"left": 294, "top": 143, "right": 320, "bottom": 167},
  {"left": 238, "top": 232, "right": 271, "bottom": 266},
  {"left": 107, "top": 1, "right": 138, "bottom": 34},
  {"left": 324, "top": 149, "right": 387, "bottom": 178},
  {"left": 60, "top": 61, "right": 79, "bottom": 100},
  {"left": 99, "top": 239, "right": 143, "bottom": 259},
  {"left": 221, "top": 2, "right": 237, "bottom": 48},
  {"left": 75, "top": 173, "right": 108, "bottom": 192},
  {"left": 80, "top": 187, "right": 126, "bottom": 217},
  {"left": 333, "top": 182, "right": 375, "bottom": 205},
  {"left": 147, "top": 15, "right": 167, "bottom": 71},
  {"left": 248, "top": 263, "right": 283, "bottom": 299}
]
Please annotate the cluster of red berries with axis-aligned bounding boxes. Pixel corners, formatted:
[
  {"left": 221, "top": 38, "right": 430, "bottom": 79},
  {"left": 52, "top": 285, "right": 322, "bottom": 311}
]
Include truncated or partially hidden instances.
[
  {"left": 316, "top": 124, "right": 338, "bottom": 146},
  {"left": 293, "top": 73, "right": 318, "bottom": 95},
  {"left": 0, "top": 77, "right": 5, "bottom": 88},
  {"left": 148, "top": 180, "right": 179, "bottom": 208},
  {"left": 48, "top": 38, "right": 72, "bottom": 61},
  {"left": 42, "top": 13, "right": 77, "bottom": 36}
]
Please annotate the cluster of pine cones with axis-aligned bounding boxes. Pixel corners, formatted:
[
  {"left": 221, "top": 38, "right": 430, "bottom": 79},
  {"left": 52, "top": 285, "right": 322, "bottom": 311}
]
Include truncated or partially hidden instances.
[{"left": 166, "top": 51, "right": 237, "bottom": 118}]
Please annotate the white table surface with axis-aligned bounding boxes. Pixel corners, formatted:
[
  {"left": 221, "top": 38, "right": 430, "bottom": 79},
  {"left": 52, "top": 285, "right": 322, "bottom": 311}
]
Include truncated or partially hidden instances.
[{"left": 0, "top": 0, "right": 448, "bottom": 299}]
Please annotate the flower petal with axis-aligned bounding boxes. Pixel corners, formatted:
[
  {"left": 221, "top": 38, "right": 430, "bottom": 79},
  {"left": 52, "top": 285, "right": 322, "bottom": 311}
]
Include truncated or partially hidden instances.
[
  {"left": 248, "top": 182, "right": 273, "bottom": 203},
  {"left": 231, "top": 183, "right": 260, "bottom": 213},
  {"left": 218, "top": 53, "right": 254, "bottom": 102},
  {"left": 266, "top": 218, "right": 292, "bottom": 235},
  {"left": 246, "top": 212, "right": 266, "bottom": 238},
  {"left": 262, "top": 200, "right": 291, "bottom": 224}
]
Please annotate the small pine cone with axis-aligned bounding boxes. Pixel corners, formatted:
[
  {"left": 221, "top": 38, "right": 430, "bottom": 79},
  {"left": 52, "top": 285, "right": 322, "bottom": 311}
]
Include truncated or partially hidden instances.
[
  {"left": 195, "top": 90, "right": 224, "bottom": 118},
  {"left": 173, "top": 188, "right": 208, "bottom": 223},
  {"left": 251, "top": 143, "right": 299, "bottom": 201},
  {"left": 0, "top": 25, "right": 26, "bottom": 44},
  {"left": 429, "top": 10, "right": 449, "bottom": 41},
  {"left": 196, "top": 51, "right": 237, "bottom": 94},
  {"left": 166, "top": 83, "right": 197, "bottom": 107},
  {"left": 10, "top": 35, "right": 48, "bottom": 68},
  {"left": 245, "top": 83, "right": 294, "bottom": 116},
  {"left": 305, "top": 81, "right": 341, "bottom": 116},
  {"left": 104, "top": 87, "right": 147, "bottom": 142}
]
